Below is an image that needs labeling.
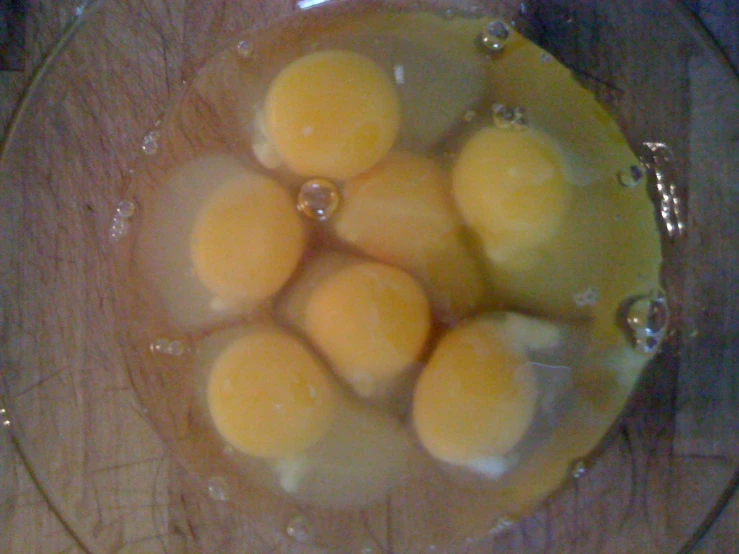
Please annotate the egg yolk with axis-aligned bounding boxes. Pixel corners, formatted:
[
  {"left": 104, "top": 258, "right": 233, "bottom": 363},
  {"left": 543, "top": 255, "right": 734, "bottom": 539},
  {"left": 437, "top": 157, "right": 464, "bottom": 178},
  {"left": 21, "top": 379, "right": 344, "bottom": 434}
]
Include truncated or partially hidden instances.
[
  {"left": 452, "top": 127, "right": 572, "bottom": 263},
  {"left": 190, "top": 173, "right": 304, "bottom": 307},
  {"left": 333, "top": 151, "right": 486, "bottom": 319},
  {"left": 207, "top": 329, "right": 337, "bottom": 459},
  {"left": 413, "top": 318, "right": 538, "bottom": 464},
  {"left": 263, "top": 50, "right": 401, "bottom": 180},
  {"left": 304, "top": 262, "right": 431, "bottom": 398}
]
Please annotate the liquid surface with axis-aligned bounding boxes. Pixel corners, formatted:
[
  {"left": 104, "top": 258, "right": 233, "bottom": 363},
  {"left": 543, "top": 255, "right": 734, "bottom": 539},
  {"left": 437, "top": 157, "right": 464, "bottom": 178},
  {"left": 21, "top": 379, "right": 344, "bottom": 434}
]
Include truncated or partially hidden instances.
[{"left": 123, "top": 3, "right": 663, "bottom": 544}]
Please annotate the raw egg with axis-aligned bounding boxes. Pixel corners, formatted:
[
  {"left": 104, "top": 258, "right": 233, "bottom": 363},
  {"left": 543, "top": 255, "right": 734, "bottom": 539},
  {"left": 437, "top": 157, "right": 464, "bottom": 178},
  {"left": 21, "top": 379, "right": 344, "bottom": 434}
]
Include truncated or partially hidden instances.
[
  {"left": 452, "top": 126, "right": 572, "bottom": 265},
  {"left": 333, "top": 151, "right": 487, "bottom": 320},
  {"left": 281, "top": 257, "right": 431, "bottom": 399},
  {"left": 413, "top": 317, "right": 539, "bottom": 465},
  {"left": 137, "top": 156, "right": 304, "bottom": 329},
  {"left": 126, "top": 5, "right": 666, "bottom": 527},
  {"left": 305, "top": 261, "right": 430, "bottom": 399},
  {"left": 205, "top": 327, "right": 337, "bottom": 459},
  {"left": 263, "top": 49, "right": 401, "bottom": 179},
  {"left": 190, "top": 172, "right": 304, "bottom": 304},
  {"left": 201, "top": 325, "right": 411, "bottom": 508}
]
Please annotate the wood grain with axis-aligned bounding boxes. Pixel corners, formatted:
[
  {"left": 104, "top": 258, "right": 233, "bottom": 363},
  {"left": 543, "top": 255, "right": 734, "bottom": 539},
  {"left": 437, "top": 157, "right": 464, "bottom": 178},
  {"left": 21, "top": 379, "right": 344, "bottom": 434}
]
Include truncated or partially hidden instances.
[{"left": 0, "top": 1, "right": 737, "bottom": 553}]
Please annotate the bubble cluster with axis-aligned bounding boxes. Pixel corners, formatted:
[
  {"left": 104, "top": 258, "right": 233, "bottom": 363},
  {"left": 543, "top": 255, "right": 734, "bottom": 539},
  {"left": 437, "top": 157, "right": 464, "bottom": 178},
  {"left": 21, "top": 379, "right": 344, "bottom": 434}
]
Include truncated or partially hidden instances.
[
  {"left": 625, "top": 289, "right": 669, "bottom": 354},
  {"left": 149, "top": 338, "right": 186, "bottom": 356},
  {"left": 492, "top": 104, "right": 528, "bottom": 131},
  {"left": 141, "top": 131, "right": 160, "bottom": 155},
  {"left": 640, "top": 142, "right": 686, "bottom": 240},
  {"left": 109, "top": 200, "right": 136, "bottom": 243},
  {"left": 109, "top": 219, "right": 130, "bottom": 243}
]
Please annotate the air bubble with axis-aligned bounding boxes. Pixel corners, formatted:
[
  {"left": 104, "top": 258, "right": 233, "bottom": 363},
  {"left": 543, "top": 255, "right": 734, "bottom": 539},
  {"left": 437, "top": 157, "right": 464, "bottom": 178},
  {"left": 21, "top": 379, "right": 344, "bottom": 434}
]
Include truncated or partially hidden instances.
[
  {"left": 442, "top": 8, "right": 456, "bottom": 20},
  {"left": 479, "top": 21, "right": 511, "bottom": 53},
  {"left": 571, "top": 459, "right": 587, "bottom": 479},
  {"left": 624, "top": 290, "right": 669, "bottom": 354},
  {"left": 463, "top": 110, "right": 477, "bottom": 123},
  {"left": 149, "top": 338, "right": 186, "bottom": 356},
  {"left": 489, "top": 516, "right": 516, "bottom": 535},
  {"left": 285, "top": 514, "right": 314, "bottom": 544},
  {"left": 1, "top": 408, "right": 9, "bottom": 427},
  {"left": 115, "top": 200, "right": 136, "bottom": 219},
  {"left": 298, "top": 178, "right": 341, "bottom": 221},
  {"left": 492, "top": 104, "right": 528, "bottom": 131},
  {"left": 207, "top": 477, "right": 229, "bottom": 501},
  {"left": 141, "top": 131, "right": 160, "bottom": 155},
  {"left": 540, "top": 52, "right": 554, "bottom": 63},
  {"left": 168, "top": 341, "right": 185, "bottom": 356},
  {"left": 617, "top": 164, "right": 646, "bottom": 188},
  {"left": 573, "top": 286, "right": 600, "bottom": 307},
  {"left": 394, "top": 64, "right": 406, "bottom": 85},
  {"left": 359, "top": 545, "right": 376, "bottom": 554},
  {"left": 236, "top": 40, "right": 254, "bottom": 58}
]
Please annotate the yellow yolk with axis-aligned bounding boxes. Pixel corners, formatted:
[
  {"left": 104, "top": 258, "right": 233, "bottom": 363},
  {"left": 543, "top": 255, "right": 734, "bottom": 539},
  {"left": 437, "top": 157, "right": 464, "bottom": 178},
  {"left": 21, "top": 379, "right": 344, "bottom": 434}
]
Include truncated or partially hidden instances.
[
  {"left": 333, "top": 152, "right": 487, "bottom": 320},
  {"left": 413, "top": 318, "right": 538, "bottom": 464},
  {"left": 264, "top": 50, "right": 401, "bottom": 180},
  {"left": 206, "top": 328, "right": 337, "bottom": 459},
  {"left": 303, "top": 262, "right": 431, "bottom": 398},
  {"left": 191, "top": 173, "right": 304, "bottom": 307},
  {"left": 452, "top": 127, "right": 572, "bottom": 262}
]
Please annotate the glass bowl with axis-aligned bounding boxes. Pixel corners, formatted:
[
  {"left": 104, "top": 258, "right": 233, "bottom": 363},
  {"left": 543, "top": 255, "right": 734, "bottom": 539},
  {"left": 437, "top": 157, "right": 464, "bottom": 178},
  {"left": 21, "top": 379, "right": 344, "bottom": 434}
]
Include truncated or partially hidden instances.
[{"left": 1, "top": 0, "right": 738, "bottom": 552}]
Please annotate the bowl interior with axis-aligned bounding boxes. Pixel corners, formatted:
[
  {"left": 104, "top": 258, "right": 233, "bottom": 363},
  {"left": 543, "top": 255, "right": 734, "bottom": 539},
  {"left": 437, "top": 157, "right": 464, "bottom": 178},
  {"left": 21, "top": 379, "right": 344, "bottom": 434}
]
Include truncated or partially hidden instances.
[{"left": 1, "top": 0, "right": 738, "bottom": 553}]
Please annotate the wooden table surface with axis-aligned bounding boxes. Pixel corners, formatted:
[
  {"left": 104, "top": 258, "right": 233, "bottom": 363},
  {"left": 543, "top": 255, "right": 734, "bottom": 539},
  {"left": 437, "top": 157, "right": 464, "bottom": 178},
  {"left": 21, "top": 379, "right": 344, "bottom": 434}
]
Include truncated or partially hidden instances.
[{"left": 0, "top": 1, "right": 737, "bottom": 553}]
